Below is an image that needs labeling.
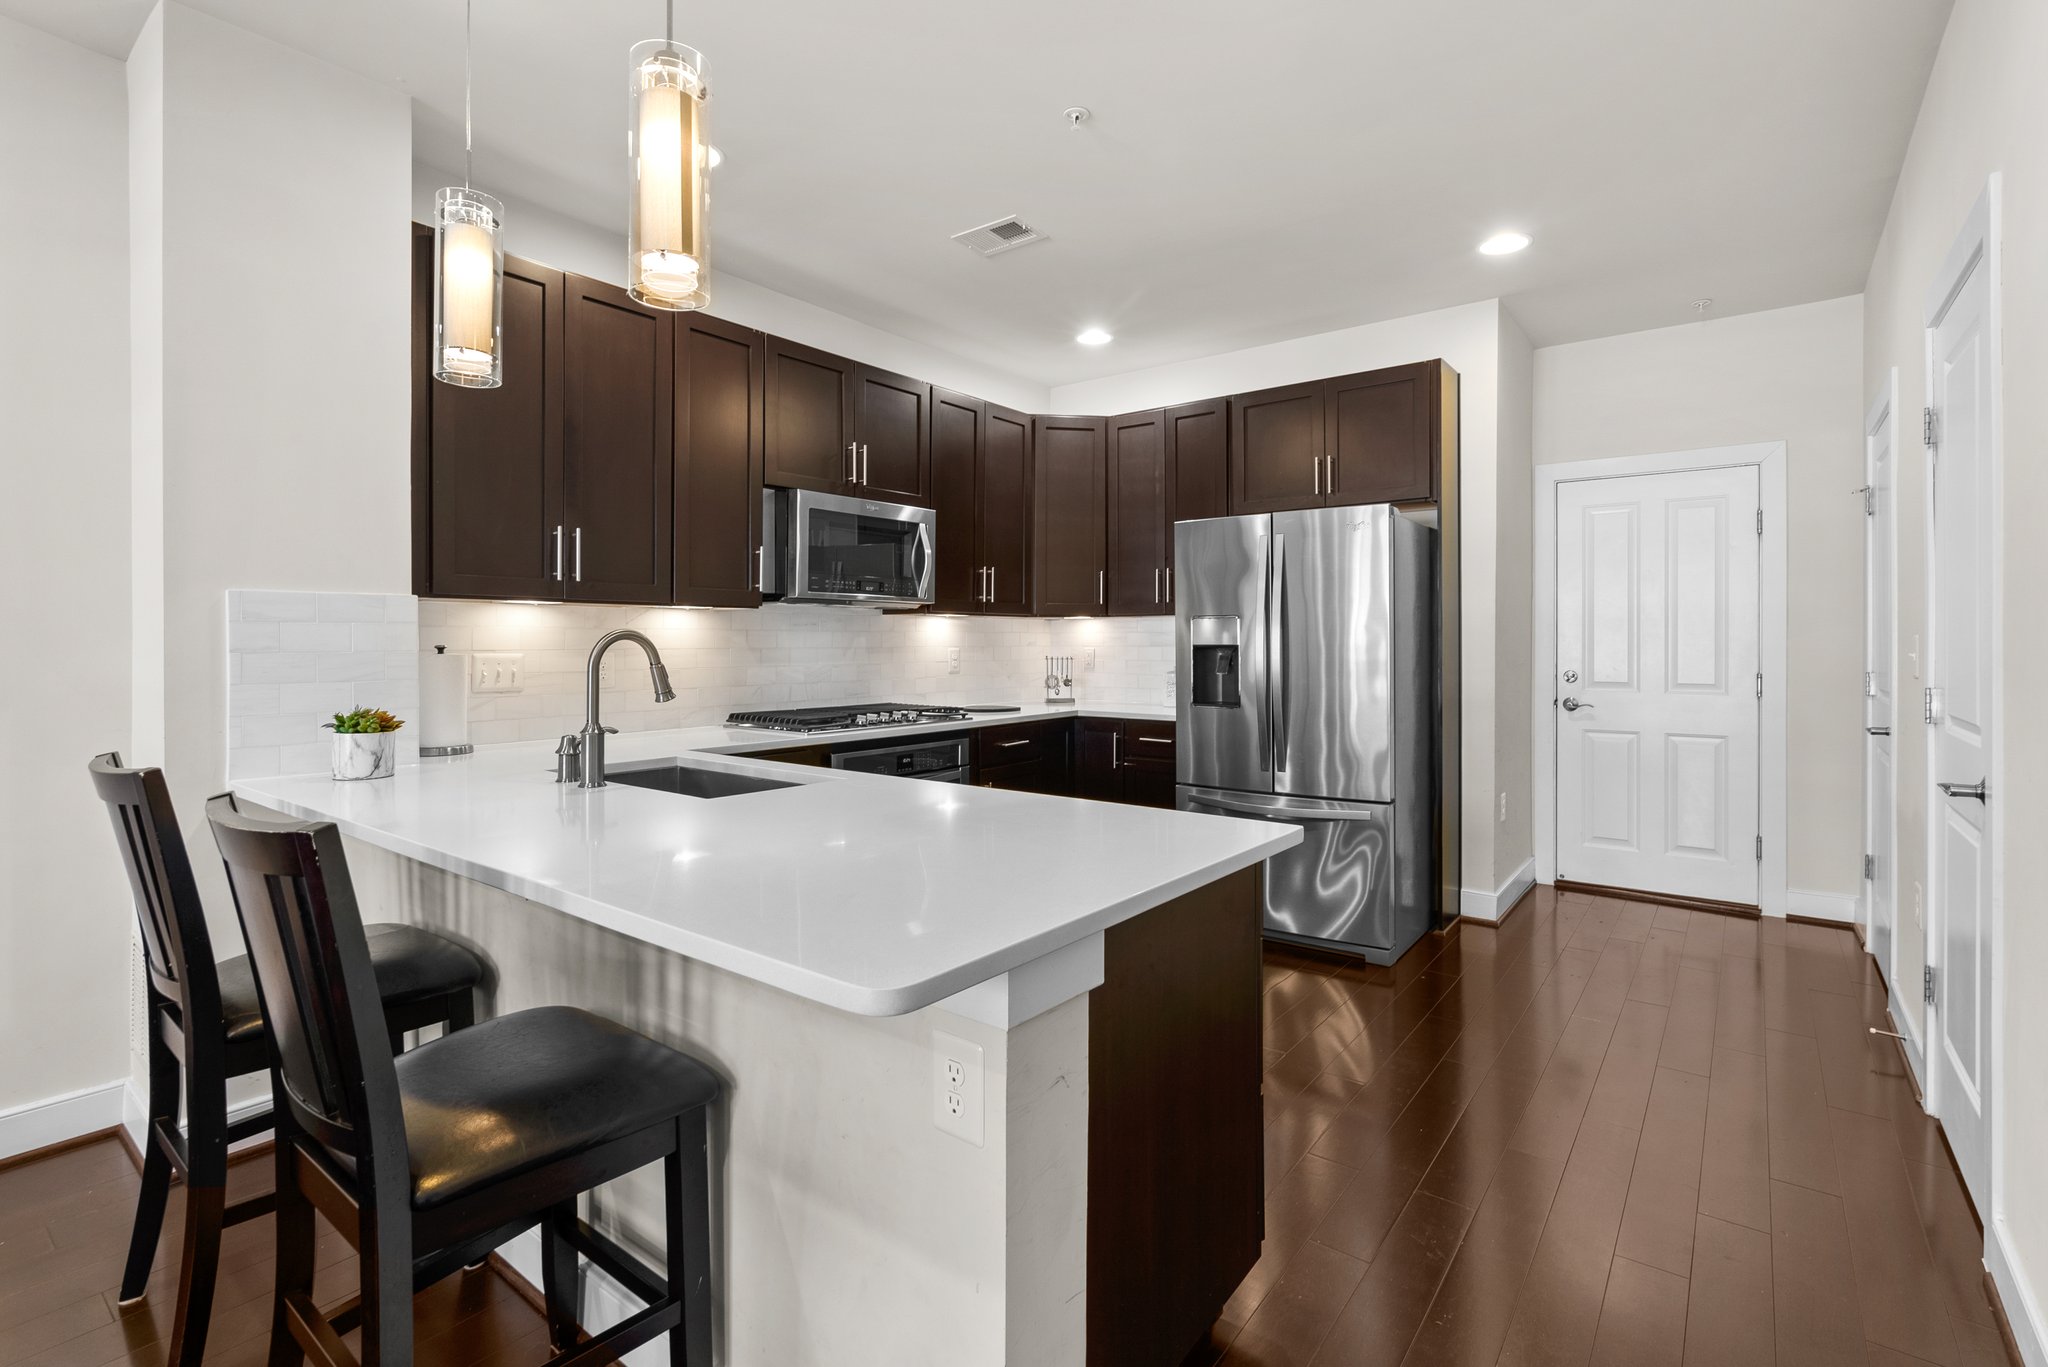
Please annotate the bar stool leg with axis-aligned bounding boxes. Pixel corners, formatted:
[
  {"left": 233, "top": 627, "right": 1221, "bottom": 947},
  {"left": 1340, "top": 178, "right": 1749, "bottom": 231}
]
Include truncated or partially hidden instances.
[
  {"left": 360, "top": 1206, "right": 416, "bottom": 1367},
  {"left": 540, "top": 1199, "right": 582, "bottom": 1352},
  {"left": 166, "top": 1056, "right": 229, "bottom": 1367},
  {"left": 119, "top": 1017, "right": 178, "bottom": 1304},
  {"left": 268, "top": 1115, "right": 315, "bottom": 1367},
  {"left": 666, "top": 1110, "right": 713, "bottom": 1367}
]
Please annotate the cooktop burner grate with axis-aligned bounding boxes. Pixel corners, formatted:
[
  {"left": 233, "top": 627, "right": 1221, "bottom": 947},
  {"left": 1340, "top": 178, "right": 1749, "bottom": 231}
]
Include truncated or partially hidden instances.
[{"left": 724, "top": 703, "right": 975, "bottom": 734}]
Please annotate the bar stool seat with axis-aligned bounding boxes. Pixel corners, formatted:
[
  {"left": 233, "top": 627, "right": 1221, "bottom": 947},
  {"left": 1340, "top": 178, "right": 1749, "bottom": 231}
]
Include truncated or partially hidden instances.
[{"left": 214, "top": 923, "right": 486, "bottom": 1048}]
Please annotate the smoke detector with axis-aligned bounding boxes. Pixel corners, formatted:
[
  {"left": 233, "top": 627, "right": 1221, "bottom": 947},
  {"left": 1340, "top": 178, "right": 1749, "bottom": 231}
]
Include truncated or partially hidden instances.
[{"left": 952, "top": 215, "right": 1048, "bottom": 259}]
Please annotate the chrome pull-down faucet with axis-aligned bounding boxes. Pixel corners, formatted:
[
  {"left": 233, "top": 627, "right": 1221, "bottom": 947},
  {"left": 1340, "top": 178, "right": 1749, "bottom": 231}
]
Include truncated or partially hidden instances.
[{"left": 559, "top": 630, "right": 675, "bottom": 788}]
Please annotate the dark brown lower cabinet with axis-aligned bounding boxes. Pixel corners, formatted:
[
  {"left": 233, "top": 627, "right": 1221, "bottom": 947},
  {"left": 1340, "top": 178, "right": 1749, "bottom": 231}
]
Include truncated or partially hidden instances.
[
  {"left": 748, "top": 743, "right": 831, "bottom": 767},
  {"left": 1088, "top": 865, "right": 1263, "bottom": 1367},
  {"left": 1076, "top": 718, "right": 1178, "bottom": 808},
  {"left": 971, "top": 719, "right": 1073, "bottom": 793}
]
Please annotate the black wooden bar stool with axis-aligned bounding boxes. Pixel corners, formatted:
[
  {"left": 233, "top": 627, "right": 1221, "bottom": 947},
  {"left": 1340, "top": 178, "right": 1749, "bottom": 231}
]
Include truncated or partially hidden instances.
[
  {"left": 89, "top": 755, "right": 486, "bottom": 1367},
  {"left": 205, "top": 793, "right": 720, "bottom": 1367}
]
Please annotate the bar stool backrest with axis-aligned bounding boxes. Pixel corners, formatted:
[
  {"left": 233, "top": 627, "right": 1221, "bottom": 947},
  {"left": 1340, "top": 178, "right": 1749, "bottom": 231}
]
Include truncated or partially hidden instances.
[
  {"left": 204, "top": 794, "right": 407, "bottom": 1183},
  {"left": 89, "top": 753, "right": 225, "bottom": 1034}
]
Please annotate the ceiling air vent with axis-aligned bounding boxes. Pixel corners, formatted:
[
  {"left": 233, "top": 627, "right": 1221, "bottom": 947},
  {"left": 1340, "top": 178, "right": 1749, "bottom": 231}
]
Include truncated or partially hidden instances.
[{"left": 951, "top": 215, "right": 1048, "bottom": 258}]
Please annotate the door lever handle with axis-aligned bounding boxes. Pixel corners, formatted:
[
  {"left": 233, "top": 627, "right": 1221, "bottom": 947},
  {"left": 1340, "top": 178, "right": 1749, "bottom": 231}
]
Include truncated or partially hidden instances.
[
  {"left": 1866, "top": 726, "right": 1891, "bottom": 736},
  {"left": 1560, "top": 697, "right": 1594, "bottom": 712},
  {"left": 1937, "top": 779, "right": 1988, "bottom": 803}
]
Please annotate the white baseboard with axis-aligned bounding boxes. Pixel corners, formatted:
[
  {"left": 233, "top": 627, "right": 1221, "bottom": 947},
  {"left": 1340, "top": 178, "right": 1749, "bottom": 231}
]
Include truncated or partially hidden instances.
[
  {"left": 121, "top": 1080, "right": 274, "bottom": 1158},
  {"left": 1786, "top": 887, "right": 1858, "bottom": 922},
  {"left": 1884, "top": 979, "right": 1928, "bottom": 1098},
  {"left": 497, "top": 1226, "right": 670, "bottom": 1367},
  {"left": 1459, "top": 857, "right": 1538, "bottom": 923},
  {"left": 0, "top": 1079, "right": 128, "bottom": 1162},
  {"left": 1989, "top": 1215, "right": 2047, "bottom": 1366}
]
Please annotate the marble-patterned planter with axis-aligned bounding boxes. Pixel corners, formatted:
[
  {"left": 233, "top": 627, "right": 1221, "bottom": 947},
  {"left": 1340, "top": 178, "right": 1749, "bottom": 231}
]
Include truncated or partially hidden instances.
[{"left": 330, "top": 731, "right": 398, "bottom": 781}]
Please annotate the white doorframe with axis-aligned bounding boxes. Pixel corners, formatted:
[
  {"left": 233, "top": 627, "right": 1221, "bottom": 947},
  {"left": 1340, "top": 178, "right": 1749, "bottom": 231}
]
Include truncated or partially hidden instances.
[
  {"left": 1533, "top": 442, "right": 1789, "bottom": 916},
  {"left": 1921, "top": 176, "right": 2007, "bottom": 1224},
  {"left": 1864, "top": 371, "right": 1917, "bottom": 1075}
]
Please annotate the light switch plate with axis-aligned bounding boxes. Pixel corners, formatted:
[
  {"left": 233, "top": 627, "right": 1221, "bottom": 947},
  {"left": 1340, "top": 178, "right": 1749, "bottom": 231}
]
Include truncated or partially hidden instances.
[
  {"left": 474, "top": 652, "right": 524, "bottom": 694},
  {"left": 931, "top": 1029, "right": 985, "bottom": 1147}
]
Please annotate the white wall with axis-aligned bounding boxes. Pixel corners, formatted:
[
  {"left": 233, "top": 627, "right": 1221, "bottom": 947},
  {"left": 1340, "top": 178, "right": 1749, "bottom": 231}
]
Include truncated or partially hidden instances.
[
  {"left": 1493, "top": 310, "right": 1535, "bottom": 892},
  {"left": 0, "top": 14, "right": 134, "bottom": 1131},
  {"left": 1047, "top": 299, "right": 1521, "bottom": 906},
  {"left": 1861, "top": 0, "right": 2048, "bottom": 1354},
  {"left": 411, "top": 165, "right": 1049, "bottom": 415},
  {"left": 1531, "top": 296, "right": 1866, "bottom": 901}
]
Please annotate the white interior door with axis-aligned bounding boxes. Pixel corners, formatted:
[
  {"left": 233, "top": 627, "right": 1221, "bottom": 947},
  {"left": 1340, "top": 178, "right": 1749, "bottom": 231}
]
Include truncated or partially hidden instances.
[
  {"left": 1927, "top": 231, "right": 1995, "bottom": 1205},
  {"left": 1864, "top": 397, "right": 1896, "bottom": 982},
  {"left": 1555, "top": 466, "right": 1761, "bottom": 904}
]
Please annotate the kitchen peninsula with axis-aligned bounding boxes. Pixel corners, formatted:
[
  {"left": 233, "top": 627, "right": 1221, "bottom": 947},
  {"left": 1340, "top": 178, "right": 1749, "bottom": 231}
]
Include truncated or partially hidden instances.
[{"left": 232, "top": 719, "right": 1297, "bottom": 1367}]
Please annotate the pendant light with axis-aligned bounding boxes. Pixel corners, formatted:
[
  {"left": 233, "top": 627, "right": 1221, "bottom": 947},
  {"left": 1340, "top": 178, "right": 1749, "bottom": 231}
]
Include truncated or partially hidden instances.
[
  {"left": 432, "top": 0, "right": 504, "bottom": 387},
  {"left": 627, "top": 0, "right": 710, "bottom": 310}
]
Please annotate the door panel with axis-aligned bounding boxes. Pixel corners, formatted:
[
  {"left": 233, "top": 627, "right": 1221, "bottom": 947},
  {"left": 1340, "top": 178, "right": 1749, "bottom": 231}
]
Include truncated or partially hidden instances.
[
  {"left": 423, "top": 246, "right": 565, "bottom": 600},
  {"left": 1272, "top": 506, "right": 1393, "bottom": 802},
  {"left": 1107, "top": 410, "right": 1168, "bottom": 616},
  {"left": 1555, "top": 465, "right": 1760, "bottom": 903},
  {"left": 855, "top": 365, "right": 931, "bottom": 505},
  {"left": 980, "top": 405, "right": 1033, "bottom": 614},
  {"left": 930, "top": 387, "right": 981, "bottom": 613},
  {"left": 1174, "top": 515, "right": 1272, "bottom": 796},
  {"left": 1928, "top": 237, "right": 1993, "bottom": 1204},
  {"left": 562, "top": 275, "right": 672, "bottom": 604},
  {"left": 763, "top": 337, "right": 855, "bottom": 492},
  {"left": 1230, "top": 382, "right": 1323, "bottom": 513},
  {"left": 673, "top": 313, "right": 763, "bottom": 608},
  {"left": 1031, "top": 416, "right": 1107, "bottom": 616},
  {"left": 1326, "top": 363, "right": 1434, "bottom": 506}
]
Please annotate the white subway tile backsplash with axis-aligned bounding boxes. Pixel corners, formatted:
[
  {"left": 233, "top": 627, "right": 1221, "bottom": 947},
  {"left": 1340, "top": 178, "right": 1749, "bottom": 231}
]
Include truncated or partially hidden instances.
[
  {"left": 227, "top": 590, "right": 423, "bottom": 779},
  {"left": 235, "top": 591, "right": 321, "bottom": 622},
  {"left": 279, "top": 622, "right": 355, "bottom": 654}
]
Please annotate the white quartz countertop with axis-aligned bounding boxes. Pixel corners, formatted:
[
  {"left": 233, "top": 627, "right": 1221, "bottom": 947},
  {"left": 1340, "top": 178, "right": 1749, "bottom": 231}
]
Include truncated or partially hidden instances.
[{"left": 230, "top": 705, "right": 1296, "bottom": 1018}]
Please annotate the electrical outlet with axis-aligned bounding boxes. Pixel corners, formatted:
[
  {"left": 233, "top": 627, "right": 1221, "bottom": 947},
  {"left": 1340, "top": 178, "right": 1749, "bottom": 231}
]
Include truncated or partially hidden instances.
[
  {"left": 1499, "top": 791, "right": 1508, "bottom": 823},
  {"left": 947, "top": 646, "right": 961, "bottom": 675},
  {"left": 931, "top": 1029, "right": 984, "bottom": 1147},
  {"left": 1084, "top": 648, "right": 1096, "bottom": 669},
  {"left": 1909, "top": 634, "right": 1921, "bottom": 680},
  {"left": 474, "top": 652, "right": 524, "bottom": 694}
]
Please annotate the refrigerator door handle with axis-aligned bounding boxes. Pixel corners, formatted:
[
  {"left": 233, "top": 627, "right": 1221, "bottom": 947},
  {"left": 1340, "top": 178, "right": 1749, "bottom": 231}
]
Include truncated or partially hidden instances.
[
  {"left": 1187, "top": 790, "right": 1382, "bottom": 821},
  {"left": 1271, "top": 531, "right": 1289, "bottom": 773}
]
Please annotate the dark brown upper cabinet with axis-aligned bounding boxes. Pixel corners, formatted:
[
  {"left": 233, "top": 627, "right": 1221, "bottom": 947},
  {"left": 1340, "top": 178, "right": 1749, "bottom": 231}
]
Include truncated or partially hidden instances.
[
  {"left": 413, "top": 228, "right": 566, "bottom": 601},
  {"left": 1230, "top": 380, "right": 1324, "bottom": 513},
  {"left": 1031, "top": 415, "right": 1108, "bottom": 617},
  {"left": 1325, "top": 361, "right": 1436, "bottom": 505},
  {"left": 561, "top": 275, "right": 674, "bottom": 604},
  {"left": 1231, "top": 362, "right": 1441, "bottom": 514},
  {"left": 674, "top": 312, "right": 764, "bottom": 608},
  {"left": 762, "top": 335, "right": 857, "bottom": 493},
  {"left": 853, "top": 364, "right": 932, "bottom": 505},
  {"left": 932, "top": 392, "right": 1034, "bottom": 615},
  {"left": 1165, "top": 397, "right": 1230, "bottom": 527},
  {"left": 1106, "top": 410, "right": 1169, "bottom": 617}
]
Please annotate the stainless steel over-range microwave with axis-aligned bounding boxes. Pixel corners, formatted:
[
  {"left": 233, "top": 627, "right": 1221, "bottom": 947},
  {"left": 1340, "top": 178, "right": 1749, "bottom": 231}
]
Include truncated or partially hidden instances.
[{"left": 759, "top": 488, "right": 937, "bottom": 608}]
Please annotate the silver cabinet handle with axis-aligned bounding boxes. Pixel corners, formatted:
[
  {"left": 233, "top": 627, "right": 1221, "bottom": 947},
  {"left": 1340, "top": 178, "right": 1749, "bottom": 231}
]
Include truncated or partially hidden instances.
[
  {"left": 754, "top": 545, "right": 765, "bottom": 592},
  {"left": 847, "top": 441, "right": 858, "bottom": 483},
  {"left": 1938, "top": 779, "right": 1988, "bottom": 802},
  {"left": 1561, "top": 696, "right": 1594, "bottom": 712},
  {"left": 1166, "top": 566, "right": 1172, "bottom": 602},
  {"left": 1111, "top": 730, "right": 1120, "bottom": 769},
  {"left": 998, "top": 738, "right": 1030, "bottom": 749},
  {"left": 552, "top": 525, "right": 564, "bottom": 581},
  {"left": 1098, "top": 569, "right": 1105, "bottom": 605},
  {"left": 1311, "top": 455, "right": 1321, "bottom": 496},
  {"left": 861, "top": 443, "right": 870, "bottom": 485},
  {"left": 572, "top": 527, "right": 583, "bottom": 582},
  {"left": 1154, "top": 567, "right": 1161, "bottom": 603},
  {"left": 987, "top": 567, "right": 995, "bottom": 603},
  {"left": 1137, "top": 735, "right": 1172, "bottom": 743}
]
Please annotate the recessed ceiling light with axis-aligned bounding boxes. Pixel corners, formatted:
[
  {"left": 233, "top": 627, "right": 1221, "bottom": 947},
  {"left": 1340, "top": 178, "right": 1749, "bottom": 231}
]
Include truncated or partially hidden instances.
[
  {"left": 1478, "top": 231, "right": 1531, "bottom": 256},
  {"left": 1076, "top": 327, "right": 1113, "bottom": 346}
]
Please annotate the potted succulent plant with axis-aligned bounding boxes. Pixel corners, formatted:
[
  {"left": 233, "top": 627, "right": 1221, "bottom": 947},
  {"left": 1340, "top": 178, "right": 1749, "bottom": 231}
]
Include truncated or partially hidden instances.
[{"left": 325, "top": 707, "right": 405, "bottom": 781}]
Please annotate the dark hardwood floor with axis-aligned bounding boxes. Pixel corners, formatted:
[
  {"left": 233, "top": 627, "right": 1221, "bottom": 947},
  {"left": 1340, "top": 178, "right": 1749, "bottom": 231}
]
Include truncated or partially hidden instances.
[
  {"left": 0, "top": 886, "right": 2012, "bottom": 1367},
  {"left": 1196, "top": 886, "right": 2014, "bottom": 1367}
]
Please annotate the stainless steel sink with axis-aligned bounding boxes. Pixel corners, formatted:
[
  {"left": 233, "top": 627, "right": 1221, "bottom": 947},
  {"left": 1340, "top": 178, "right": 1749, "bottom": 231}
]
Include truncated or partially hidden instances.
[{"left": 603, "top": 759, "right": 800, "bottom": 799}]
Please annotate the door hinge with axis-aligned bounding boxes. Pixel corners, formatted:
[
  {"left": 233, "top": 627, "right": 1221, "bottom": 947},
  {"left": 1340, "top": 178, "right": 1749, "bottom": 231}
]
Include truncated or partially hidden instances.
[
  {"left": 1754, "top": 672, "right": 1763, "bottom": 700},
  {"left": 1865, "top": 853, "right": 1876, "bottom": 880},
  {"left": 1864, "top": 670, "right": 1876, "bottom": 697},
  {"left": 1923, "top": 406, "right": 1937, "bottom": 449},
  {"left": 1924, "top": 964, "right": 1937, "bottom": 1005},
  {"left": 1755, "top": 834, "right": 1764, "bottom": 863},
  {"left": 1755, "top": 507, "right": 1764, "bottom": 536},
  {"left": 1924, "top": 686, "right": 1941, "bottom": 725}
]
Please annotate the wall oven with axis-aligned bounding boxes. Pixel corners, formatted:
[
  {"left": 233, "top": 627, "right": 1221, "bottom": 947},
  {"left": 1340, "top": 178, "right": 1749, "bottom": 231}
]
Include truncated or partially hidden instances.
[
  {"left": 830, "top": 736, "right": 969, "bottom": 784},
  {"left": 761, "top": 488, "right": 936, "bottom": 608}
]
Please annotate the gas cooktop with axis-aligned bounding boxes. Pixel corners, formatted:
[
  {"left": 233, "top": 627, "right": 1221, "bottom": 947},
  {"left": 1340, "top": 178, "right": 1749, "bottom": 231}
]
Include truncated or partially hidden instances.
[{"left": 724, "top": 704, "right": 974, "bottom": 734}]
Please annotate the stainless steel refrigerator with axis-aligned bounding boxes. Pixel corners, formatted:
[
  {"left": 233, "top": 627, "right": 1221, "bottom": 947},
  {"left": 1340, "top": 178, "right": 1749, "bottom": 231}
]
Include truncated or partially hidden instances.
[{"left": 1176, "top": 505, "right": 1439, "bottom": 963}]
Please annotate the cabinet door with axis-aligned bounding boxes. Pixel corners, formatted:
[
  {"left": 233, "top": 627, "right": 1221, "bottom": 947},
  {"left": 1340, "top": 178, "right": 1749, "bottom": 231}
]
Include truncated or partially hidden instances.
[
  {"left": 1075, "top": 718, "right": 1124, "bottom": 802},
  {"left": 1031, "top": 416, "right": 1108, "bottom": 616},
  {"left": 763, "top": 336, "right": 856, "bottom": 492},
  {"left": 1230, "top": 380, "right": 1324, "bottom": 513},
  {"left": 418, "top": 231, "right": 566, "bottom": 601},
  {"left": 1326, "top": 361, "right": 1436, "bottom": 505},
  {"left": 562, "top": 274, "right": 673, "bottom": 604},
  {"left": 1166, "top": 397, "right": 1230, "bottom": 526},
  {"left": 930, "top": 387, "right": 982, "bottom": 613},
  {"left": 674, "top": 313, "right": 763, "bottom": 608},
  {"left": 980, "top": 404, "right": 1034, "bottom": 614},
  {"left": 854, "top": 364, "right": 932, "bottom": 505},
  {"left": 1107, "top": 410, "right": 1169, "bottom": 616}
]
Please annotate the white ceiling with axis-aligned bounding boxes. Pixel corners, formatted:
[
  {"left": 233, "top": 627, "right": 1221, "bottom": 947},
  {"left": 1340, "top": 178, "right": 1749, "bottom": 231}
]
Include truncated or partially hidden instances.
[{"left": 6, "top": 0, "right": 1951, "bottom": 386}]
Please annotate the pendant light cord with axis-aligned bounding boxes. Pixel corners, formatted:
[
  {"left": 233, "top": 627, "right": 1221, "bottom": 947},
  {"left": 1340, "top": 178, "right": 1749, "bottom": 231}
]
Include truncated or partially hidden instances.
[
  {"left": 665, "top": 0, "right": 675, "bottom": 53},
  {"left": 462, "top": 0, "right": 474, "bottom": 189}
]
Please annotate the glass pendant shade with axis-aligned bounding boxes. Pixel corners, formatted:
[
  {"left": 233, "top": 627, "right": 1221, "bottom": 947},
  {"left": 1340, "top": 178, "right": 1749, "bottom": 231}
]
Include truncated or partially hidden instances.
[
  {"left": 433, "top": 186, "right": 505, "bottom": 387},
  {"left": 628, "top": 39, "right": 710, "bottom": 310}
]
